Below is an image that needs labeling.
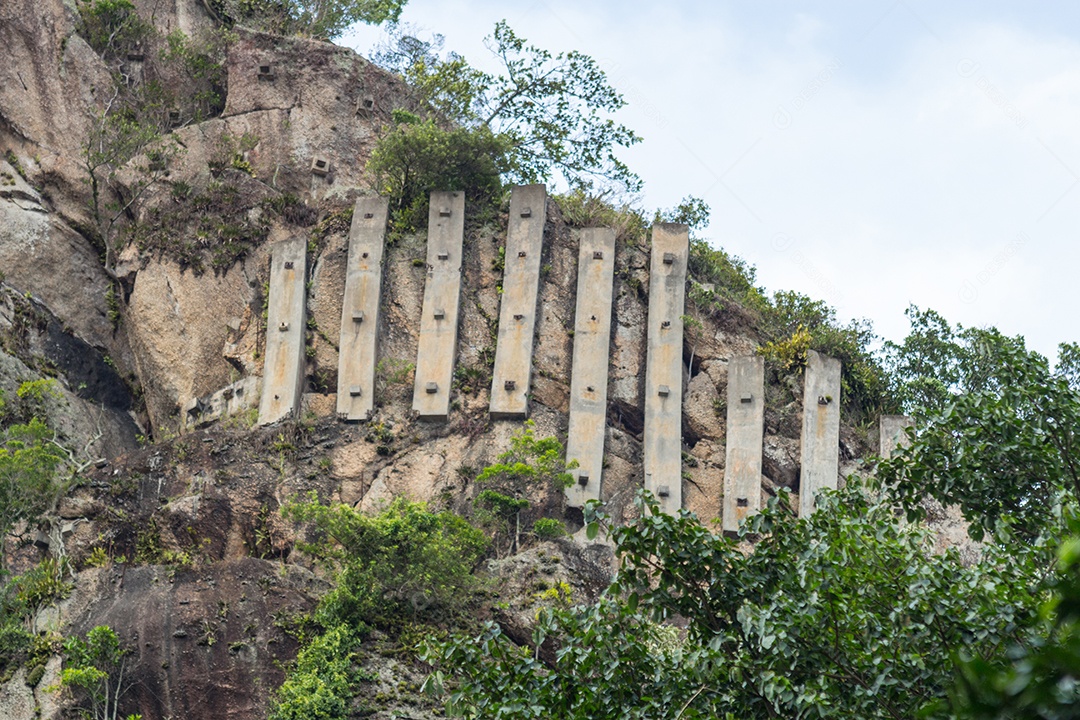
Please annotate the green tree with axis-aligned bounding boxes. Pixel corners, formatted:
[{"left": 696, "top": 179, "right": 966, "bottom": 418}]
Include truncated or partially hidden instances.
[
  {"left": 428, "top": 482, "right": 1050, "bottom": 719},
  {"left": 284, "top": 495, "right": 488, "bottom": 628},
  {"left": 58, "top": 625, "right": 139, "bottom": 720},
  {"left": 270, "top": 624, "right": 369, "bottom": 720},
  {"left": 878, "top": 332, "right": 1080, "bottom": 541},
  {"left": 472, "top": 420, "right": 574, "bottom": 555},
  {"left": 373, "top": 21, "right": 641, "bottom": 194},
  {"left": 882, "top": 305, "right": 1036, "bottom": 416},
  {"left": 951, "top": 524, "right": 1080, "bottom": 719},
  {"left": 0, "top": 419, "right": 65, "bottom": 561},
  {"left": 213, "top": 0, "right": 406, "bottom": 40},
  {"left": 367, "top": 109, "right": 512, "bottom": 228}
]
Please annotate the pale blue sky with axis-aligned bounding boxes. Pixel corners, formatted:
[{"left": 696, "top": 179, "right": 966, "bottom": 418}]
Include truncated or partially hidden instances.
[{"left": 343, "top": 2, "right": 1080, "bottom": 360}]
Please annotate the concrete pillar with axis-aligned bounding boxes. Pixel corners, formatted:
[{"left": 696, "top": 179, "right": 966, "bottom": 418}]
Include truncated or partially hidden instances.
[
  {"left": 336, "top": 197, "right": 388, "bottom": 421},
  {"left": 879, "top": 414, "right": 914, "bottom": 460},
  {"left": 723, "top": 355, "right": 764, "bottom": 532},
  {"left": 798, "top": 349, "right": 842, "bottom": 516},
  {"left": 259, "top": 238, "right": 307, "bottom": 425},
  {"left": 565, "top": 228, "right": 616, "bottom": 508},
  {"left": 643, "top": 223, "right": 689, "bottom": 514},
  {"left": 412, "top": 191, "right": 465, "bottom": 420},
  {"left": 490, "top": 184, "right": 547, "bottom": 418}
]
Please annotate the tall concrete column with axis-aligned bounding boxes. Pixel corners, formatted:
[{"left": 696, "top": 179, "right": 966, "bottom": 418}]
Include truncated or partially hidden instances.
[
  {"left": 798, "top": 349, "right": 842, "bottom": 516},
  {"left": 490, "top": 184, "right": 547, "bottom": 419},
  {"left": 565, "top": 228, "right": 616, "bottom": 508},
  {"left": 412, "top": 191, "right": 465, "bottom": 420},
  {"left": 723, "top": 355, "right": 765, "bottom": 532},
  {"left": 879, "top": 414, "right": 914, "bottom": 460},
  {"left": 336, "top": 197, "right": 388, "bottom": 421},
  {"left": 643, "top": 223, "right": 689, "bottom": 514},
  {"left": 259, "top": 238, "right": 307, "bottom": 425}
]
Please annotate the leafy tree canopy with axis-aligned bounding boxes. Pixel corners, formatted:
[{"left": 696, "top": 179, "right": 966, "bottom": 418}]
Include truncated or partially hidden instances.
[
  {"left": 372, "top": 21, "right": 641, "bottom": 198},
  {"left": 427, "top": 482, "right": 1053, "bottom": 719},
  {"left": 879, "top": 328, "right": 1080, "bottom": 541},
  {"left": 425, "top": 324, "right": 1080, "bottom": 718},
  {"left": 213, "top": 0, "right": 406, "bottom": 40}
]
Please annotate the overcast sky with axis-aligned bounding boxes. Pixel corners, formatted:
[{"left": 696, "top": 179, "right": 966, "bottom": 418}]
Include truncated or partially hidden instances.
[{"left": 342, "top": 1, "right": 1080, "bottom": 360}]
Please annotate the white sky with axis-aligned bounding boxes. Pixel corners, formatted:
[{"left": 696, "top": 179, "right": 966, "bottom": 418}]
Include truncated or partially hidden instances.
[{"left": 342, "top": 1, "right": 1080, "bottom": 360}]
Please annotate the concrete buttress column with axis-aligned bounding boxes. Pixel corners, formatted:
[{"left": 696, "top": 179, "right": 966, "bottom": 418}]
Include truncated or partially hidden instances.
[
  {"left": 798, "top": 349, "right": 842, "bottom": 516},
  {"left": 490, "top": 184, "right": 547, "bottom": 419},
  {"left": 723, "top": 355, "right": 765, "bottom": 532},
  {"left": 259, "top": 238, "right": 307, "bottom": 425},
  {"left": 565, "top": 228, "right": 616, "bottom": 508},
  {"left": 643, "top": 223, "right": 689, "bottom": 514},
  {"left": 412, "top": 191, "right": 465, "bottom": 420},
  {"left": 336, "top": 197, "right": 388, "bottom": 421},
  {"left": 879, "top": 414, "right": 914, "bottom": 460}
]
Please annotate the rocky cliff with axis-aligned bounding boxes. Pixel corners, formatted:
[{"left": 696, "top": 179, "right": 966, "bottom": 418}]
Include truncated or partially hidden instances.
[{"left": 0, "top": 1, "right": 874, "bottom": 717}]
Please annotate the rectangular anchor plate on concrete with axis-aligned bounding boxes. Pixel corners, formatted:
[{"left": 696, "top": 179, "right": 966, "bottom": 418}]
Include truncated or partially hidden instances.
[
  {"left": 259, "top": 238, "right": 307, "bottom": 425},
  {"left": 643, "top": 223, "right": 689, "bottom": 515},
  {"left": 412, "top": 191, "right": 465, "bottom": 420},
  {"left": 565, "top": 228, "right": 616, "bottom": 508},
  {"left": 336, "top": 197, "right": 388, "bottom": 421},
  {"left": 723, "top": 355, "right": 765, "bottom": 532},
  {"left": 799, "top": 349, "right": 842, "bottom": 517},
  {"left": 490, "top": 184, "right": 547, "bottom": 419}
]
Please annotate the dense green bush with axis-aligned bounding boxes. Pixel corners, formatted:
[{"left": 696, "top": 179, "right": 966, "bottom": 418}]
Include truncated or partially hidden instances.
[
  {"left": 428, "top": 481, "right": 1051, "bottom": 719},
  {"left": 272, "top": 498, "right": 488, "bottom": 719},
  {"left": 270, "top": 624, "right": 373, "bottom": 720},
  {"left": 214, "top": 0, "right": 405, "bottom": 40},
  {"left": 368, "top": 110, "right": 512, "bottom": 231},
  {"left": 760, "top": 291, "right": 894, "bottom": 422},
  {"left": 76, "top": 0, "right": 154, "bottom": 60},
  {"left": 285, "top": 496, "right": 488, "bottom": 629}
]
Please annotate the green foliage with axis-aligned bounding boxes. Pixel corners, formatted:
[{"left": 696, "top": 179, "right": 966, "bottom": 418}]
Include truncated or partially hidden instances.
[
  {"left": 531, "top": 517, "right": 565, "bottom": 540},
  {"left": 208, "top": 132, "right": 260, "bottom": 178},
  {"left": 272, "top": 499, "right": 487, "bottom": 718},
  {"left": 368, "top": 113, "right": 511, "bottom": 231},
  {"left": 59, "top": 625, "right": 136, "bottom": 720},
  {"left": 216, "top": 0, "right": 406, "bottom": 40},
  {"left": 270, "top": 624, "right": 372, "bottom": 720},
  {"left": 11, "top": 558, "right": 72, "bottom": 614},
  {"left": 372, "top": 21, "right": 640, "bottom": 210},
  {"left": 878, "top": 331, "right": 1080, "bottom": 542},
  {"left": 552, "top": 186, "right": 650, "bottom": 245},
  {"left": 423, "top": 597, "right": 701, "bottom": 719},
  {"left": 76, "top": 0, "right": 153, "bottom": 60},
  {"left": 284, "top": 496, "right": 488, "bottom": 629},
  {"left": 0, "top": 581, "right": 33, "bottom": 683},
  {"left": 951, "top": 525, "right": 1080, "bottom": 718},
  {"left": 432, "top": 482, "right": 1050, "bottom": 719},
  {"left": 76, "top": 1, "right": 228, "bottom": 273},
  {"left": 161, "top": 29, "right": 230, "bottom": 122},
  {"left": 657, "top": 195, "right": 711, "bottom": 233},
  {"left": 473, "top": 421, "right": 574, "bottom": 555},
  {"left": 374, "top": 357, "right": 416, "bottom": 388},
  {"left": 134, "top": 180, "right": 274, "bottom": 273},
  {"left": 763, "top": 290, "right": 894, "bottom": 422},
  {"left": 882, "top": 305, "right": 1040, "bottom": 417},
  {"left": 1057, "top": 340, "right": 1080, "bottom": 391},
  {"left": 0, "top": 419, "right": 64, "bottom": 559},
  {"left": 475, "top": 22, "right": 641, "bottom": 190},
  {"left": 16, "top": 378, "right": 60, "bottom": 404}
]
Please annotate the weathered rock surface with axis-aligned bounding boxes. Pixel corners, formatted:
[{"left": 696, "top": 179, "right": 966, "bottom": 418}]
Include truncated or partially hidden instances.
[
  {"left": 75, "top": 559, "right": 320, "bottom": 720},
  {"left": 126, "top": 254, "right": 266, "bottom": 431}
]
